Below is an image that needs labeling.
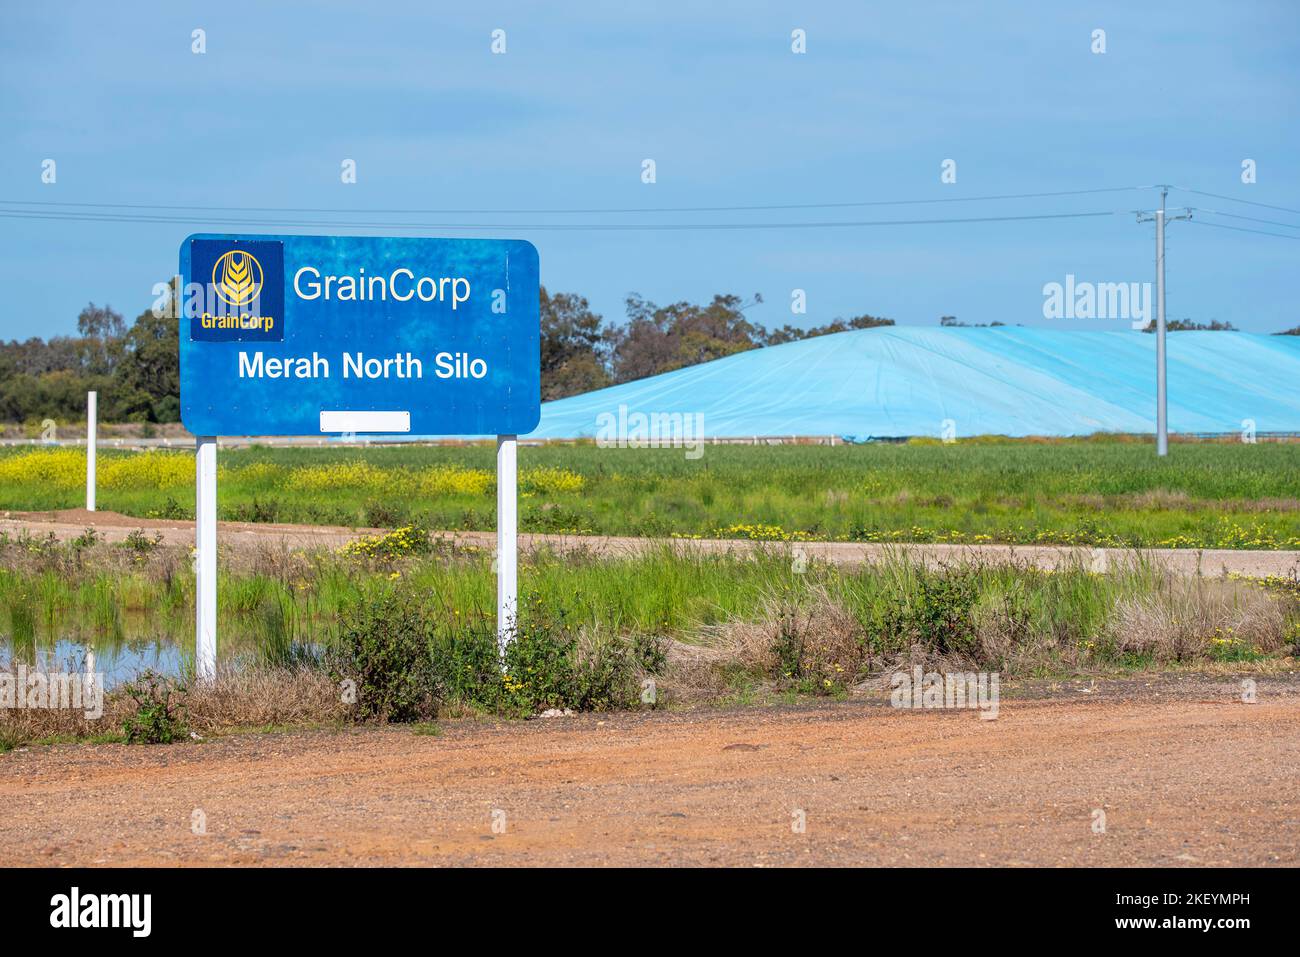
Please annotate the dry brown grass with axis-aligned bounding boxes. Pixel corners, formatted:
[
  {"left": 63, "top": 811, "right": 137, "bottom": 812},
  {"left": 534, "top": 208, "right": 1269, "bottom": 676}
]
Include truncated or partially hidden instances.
[
  {"left": 665, "top": 589, "right": 1028, "bottom": 700},
  {"left": 0, "top": 690, "right": 124, "bottom": 746},
  {"left": 0, "top": 665, "right": 348, "bottom": 749},
  {"left": 1125, "top": 488, "right": 1196, "bottom": 511},
  {"left": 770, "top": 591, "right": 872, "bottom": 690},
  {"left": 0, "top": 536, "right": 190, "bottom": 579},
  {"left": 185, "top": 665, "right": 349, "bottom": 732},
  {"left": 221, "top": 541, "right": 328, "bottom": 581},
  {"left": 655, "top": 572, "right": 1298, "bottom": 701},
  {"left": 661, "top": 587, "right": 872, "bottom": 699},
  {"left": 1060, "top": 490, "right": 1300, "bottom": 514},
  {"left": 656, "top": 634, "right": 758, "bottom": 703},
  {"left": 1112, "top": 577, "right": 1291, "bottom": 661}
]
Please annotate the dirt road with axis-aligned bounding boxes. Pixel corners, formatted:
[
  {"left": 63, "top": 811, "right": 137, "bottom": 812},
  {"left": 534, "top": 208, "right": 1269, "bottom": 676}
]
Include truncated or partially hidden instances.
[
  {"left": 2, "top": 677, "right": 1296, "bottom": 867},
  {"left": 5, "top": 508, "right": 1299, "bottom": 578}
]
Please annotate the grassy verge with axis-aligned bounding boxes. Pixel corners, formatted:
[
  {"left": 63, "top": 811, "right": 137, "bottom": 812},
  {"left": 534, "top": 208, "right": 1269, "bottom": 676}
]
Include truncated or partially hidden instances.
[
  {"left": 1, "top": 440, "right": 1298, "bottom": 547},
  {"left": 2, "top": 528, "right": 1297, "bottom": 748}
]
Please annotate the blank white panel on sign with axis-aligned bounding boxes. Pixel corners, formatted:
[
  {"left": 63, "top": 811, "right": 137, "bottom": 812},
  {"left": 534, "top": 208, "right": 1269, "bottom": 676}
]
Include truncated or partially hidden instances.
[{"left": 319, "top": 410, "right": 410, "bottom": 433}]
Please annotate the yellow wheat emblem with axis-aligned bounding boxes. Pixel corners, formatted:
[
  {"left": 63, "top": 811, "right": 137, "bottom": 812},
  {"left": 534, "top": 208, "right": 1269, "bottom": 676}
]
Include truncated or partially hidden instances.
[{"left": 212, "top": 250, "right": 263, "bottom": 307}]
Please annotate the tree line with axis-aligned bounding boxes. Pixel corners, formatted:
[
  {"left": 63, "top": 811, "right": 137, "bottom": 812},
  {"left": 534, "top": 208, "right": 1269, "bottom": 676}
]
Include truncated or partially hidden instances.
[
  {"left": 3, "top": 286, "right": 1289, "bottom": 422},
  {"left": 0, "top": 303, "right": 178, "bottom": 424}
]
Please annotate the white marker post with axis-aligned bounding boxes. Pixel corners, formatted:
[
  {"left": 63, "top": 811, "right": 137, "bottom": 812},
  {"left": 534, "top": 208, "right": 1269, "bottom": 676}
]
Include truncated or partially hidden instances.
[
  {"left": 195, "top": 435, "right": 218, "bottom": 681},
  {"left": 496, "top": 434, "right": 518, "bottom": 663},
  {"left": 85, "top": 391, "right": 97, "bottom": 511}
]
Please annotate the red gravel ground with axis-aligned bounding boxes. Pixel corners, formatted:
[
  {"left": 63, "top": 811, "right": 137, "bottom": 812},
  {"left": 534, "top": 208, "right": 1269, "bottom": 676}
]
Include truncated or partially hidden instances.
[{"left": 1, "top": 676, "right": 1296, "bottom": 867}]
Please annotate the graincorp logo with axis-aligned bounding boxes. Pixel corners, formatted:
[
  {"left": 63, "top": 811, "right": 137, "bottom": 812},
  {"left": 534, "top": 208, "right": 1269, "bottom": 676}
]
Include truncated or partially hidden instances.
[
  {"left": 187, "top": 238, "right": 284, "bottom": 342},
  {"left": 213, "top": 250, "right": 263, "bottom": 307}
]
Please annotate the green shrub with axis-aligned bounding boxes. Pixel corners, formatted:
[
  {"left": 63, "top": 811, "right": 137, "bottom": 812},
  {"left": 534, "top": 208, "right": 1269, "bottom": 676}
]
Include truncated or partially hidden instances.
[
  {"left": 327, "top": 588, "right": 640, "bottom": 721},
  {"left": 226, "top": 496, "right": 282, "bottom": 523},
  {"left": 363, "top": 500, "right": 411, "bottom": 529},
  {"left": 121, "top": 528, "right": 164, "bottom": 555},
  {"left": 69, "top": 527, "right": 100, "bottom": 550},
  {"left": 570, "top": 633, "right": 639, "bottom": 712},
  {"left": 329, "top": 591, "right": 437, "bottom": 722},
  {"left": 146, "top": 496, "right": 190, "bottom": 520},
  {"left": 120, "top": 670, "right": 188, "bottom": 744},
  {"left": 632, "top": 631, "right": 669, "bottom": 675},
  {"left": 502, "top": 598, "right": 581, "bottom": 712},
  {"left": 877, "top": 569, "right": 982, "bottom": 660},
  {"left": 428, "top": 618, "right": 502, "bottom": 709},
  {"left": 501, "top": 595, "right": 639, "bottom": 714}
]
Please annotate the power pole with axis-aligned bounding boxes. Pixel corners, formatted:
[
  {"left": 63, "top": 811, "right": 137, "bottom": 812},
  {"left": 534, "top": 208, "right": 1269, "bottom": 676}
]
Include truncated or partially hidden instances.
[{"left": 1137, "top": 188, "right": 1192, "bottom": 456}]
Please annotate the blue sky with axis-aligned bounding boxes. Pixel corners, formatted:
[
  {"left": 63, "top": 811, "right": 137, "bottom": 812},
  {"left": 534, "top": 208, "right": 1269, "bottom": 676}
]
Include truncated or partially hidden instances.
[{"left": 1, "top": 0, "right": 1296, "bottom": 340}]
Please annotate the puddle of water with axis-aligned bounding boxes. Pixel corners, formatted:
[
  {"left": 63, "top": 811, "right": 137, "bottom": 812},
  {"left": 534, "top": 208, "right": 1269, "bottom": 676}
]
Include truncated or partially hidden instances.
[
  {"left": 1, "top": 638, "right": 184, "bottom": 689},
  {"left": 2, "top": 615, "right": 328, "bottom": 689}
]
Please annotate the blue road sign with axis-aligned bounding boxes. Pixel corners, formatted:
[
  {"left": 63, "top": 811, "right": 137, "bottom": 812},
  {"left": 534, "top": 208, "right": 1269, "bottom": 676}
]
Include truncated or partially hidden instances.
[{"left": 179, "top": 234, "right": 540, "bottom": 436}]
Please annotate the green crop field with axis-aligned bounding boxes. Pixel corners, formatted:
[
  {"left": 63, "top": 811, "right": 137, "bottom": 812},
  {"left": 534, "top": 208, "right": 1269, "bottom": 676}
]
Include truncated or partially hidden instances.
[{"left": 1, "top": 439, "right": 1298, "bottom": 549}]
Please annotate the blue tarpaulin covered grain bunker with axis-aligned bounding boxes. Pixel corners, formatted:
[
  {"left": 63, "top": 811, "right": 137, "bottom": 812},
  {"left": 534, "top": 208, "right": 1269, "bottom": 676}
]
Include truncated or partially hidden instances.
[{"left": 526, "top": 327, "right": 1300, "bottom": 440}]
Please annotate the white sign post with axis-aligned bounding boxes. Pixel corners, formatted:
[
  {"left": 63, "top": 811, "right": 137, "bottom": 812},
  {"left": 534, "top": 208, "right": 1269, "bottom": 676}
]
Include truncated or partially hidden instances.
[
  {"left": 496, "top": 434, "right": 518, "bottom": 662},
  {"left": 195, "top": 435, "right": 218, "bottom": 681},
  {"left": 85, "top": 391, "right": 97, "bottom": 511}
]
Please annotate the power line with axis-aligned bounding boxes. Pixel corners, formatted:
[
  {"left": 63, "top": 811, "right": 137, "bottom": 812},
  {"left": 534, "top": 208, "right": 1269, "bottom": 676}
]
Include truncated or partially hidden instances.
[
  {"left": 5, "top": 185, "right": 1296, "bottom": 228},
  {"left": 1183, "top": 219, "right": 1300, "bottom": 241},
  {"left": 0, "top": 208, "right": 1124, "bottom": 232},
  {"left": 1132, "top": 206, "right": 1300, "bottom": 240},
  {"left": 1169, "top": 185, "right": 1300, "bottom": 216},
  {"left": 5, "top": 183, "right": 1296, "bottom": 241},
  {"left": 1190, "top": 208, "right": 1300, "bottom": 230},
  {"left": 0, "top": 185, "right": 1153, "bottom": 217}
]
